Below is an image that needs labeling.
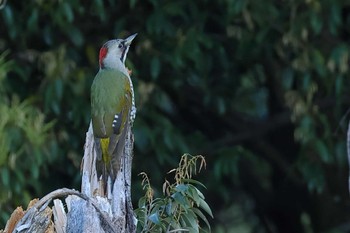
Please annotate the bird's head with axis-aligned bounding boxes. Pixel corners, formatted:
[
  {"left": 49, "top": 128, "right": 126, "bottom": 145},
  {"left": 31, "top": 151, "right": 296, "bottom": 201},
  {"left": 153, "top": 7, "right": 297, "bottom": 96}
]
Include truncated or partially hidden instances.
[{"left": 98, "top": 33, "right": 137, "bottom": 70}]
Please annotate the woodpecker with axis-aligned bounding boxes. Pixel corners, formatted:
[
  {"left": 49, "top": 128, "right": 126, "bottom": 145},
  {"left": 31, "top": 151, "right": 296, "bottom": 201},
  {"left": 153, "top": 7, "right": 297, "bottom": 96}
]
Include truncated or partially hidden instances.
[{"left": 91, "top": 33, "right": 137, "bottom": 185}]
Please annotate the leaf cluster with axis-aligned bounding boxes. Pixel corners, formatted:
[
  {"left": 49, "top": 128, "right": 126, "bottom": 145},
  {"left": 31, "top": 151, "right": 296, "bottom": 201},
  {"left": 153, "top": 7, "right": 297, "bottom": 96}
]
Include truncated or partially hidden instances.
[
  {"left": 135, "top": 154, "right": 212, "bottom": 233},
  {"left": 0, "top": 52, "right": 54, "bottom": 222}
]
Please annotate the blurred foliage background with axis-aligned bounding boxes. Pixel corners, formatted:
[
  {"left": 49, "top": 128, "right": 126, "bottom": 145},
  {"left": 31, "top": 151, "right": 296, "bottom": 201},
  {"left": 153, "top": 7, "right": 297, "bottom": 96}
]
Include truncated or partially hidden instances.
[{"left": 0, "top": 0, "right": 350, "bottom": 232}]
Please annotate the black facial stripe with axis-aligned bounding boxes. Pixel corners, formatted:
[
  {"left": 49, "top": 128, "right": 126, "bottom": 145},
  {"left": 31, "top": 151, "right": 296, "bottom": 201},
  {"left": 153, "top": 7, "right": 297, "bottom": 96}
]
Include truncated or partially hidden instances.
[
  {"left": 121, "top": 48, "right": 126, "bottom": 62},
  {"left": 121, "top": 45, "right": 130, "bottom": 63}
]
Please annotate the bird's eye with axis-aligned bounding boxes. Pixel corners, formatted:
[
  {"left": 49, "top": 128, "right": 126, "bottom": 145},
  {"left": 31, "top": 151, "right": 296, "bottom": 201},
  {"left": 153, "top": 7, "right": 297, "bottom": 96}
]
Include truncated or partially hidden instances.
[{"left": 118, "top": 44, "right": 123, "bottom": 48}]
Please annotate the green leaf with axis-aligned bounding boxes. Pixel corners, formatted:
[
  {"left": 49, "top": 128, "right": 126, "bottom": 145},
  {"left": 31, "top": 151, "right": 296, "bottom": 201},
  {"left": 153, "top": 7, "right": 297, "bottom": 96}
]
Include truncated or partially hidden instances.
[
  {"left": 62, "top": 2, "right": 74, "bottom": 23},
  {"left": 182, "top": 209, "right": 199, "bottom": 232},
  {"left": 196, "top": 188, "right": 205, "bottom": 200},
  {"left": 199, "top": 198, "right": 213, "bottom": 218},
  {"left": 311, "top": 49, "right": 325, "bottom": 77},
  {"left": 68, "top": 27, "right": 83, "bottom": 47},
  {"left": 150, "top": 57, "right": 161, "bottom": 80},
  {"left": 138, "top": 196, "right": 146, "bottom": 208},
  {"left": 93, "top": 0, "right": 106, "bottom": 21},
  {"left": 329, "top": 4, "right": 341, "bottom": 35},
  {"left": 281, "top": 68, "right": 294, "bottom": 89},
  {"left": 43, "top": 26, "right": 53, "bottom": 45},
  {"left": 187, "top": 185, "right": 200, "bottom": 206},
  {"left": 31, "top": 164, "right": 39, "bottom": 179},
  {"left": 217, "top": 97, "right": 226, "bottom": 115},
  {"left": 315, "top": 139, "right": 332, "bottom": 164},
  {"left": 1, "top": 167, "right": 10, "bottom": 187},
  {"left": 27, "top": 9, "right": 39, "bottom": 32},
  {"left": 130, "top": 0, "right": 137, "bottom": 8},
  {"left": 182, "top": 179, "right": 206, "bottom": 189},
  {"left": 193, "top": 207, "right": 211, "bottom": 230},
  {"left": 172, "top": 192, "right": 189, "bottom": 208},
  {"left": 54, "top": 79, "right": 64, "bottom": 101},
  {"left": 148, "top": 212, "right": 160, "bottom": 225},
  {"left": 165, "top": 201, "right": 172, "bottom": 215},
  {"left": 0, "top": 135, "right": 9, "bottom": 166},
  {"left": 310, "top": 12, "right": 322, "bottom": 35},
  {"left": 3, "top": 6, "right": 16, "bottom": 39},
  {"left": 175, "top": 184, "right": 188, "bottom": 193},
  {"left": 157, "top": 91, "right": 174, "bottom": 114}
]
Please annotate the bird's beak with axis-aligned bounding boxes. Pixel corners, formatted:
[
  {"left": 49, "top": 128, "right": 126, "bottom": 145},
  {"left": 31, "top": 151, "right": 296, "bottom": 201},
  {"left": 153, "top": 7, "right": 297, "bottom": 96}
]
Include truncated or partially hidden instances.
[{"left": 123, "top": 33, "right": 137, "bottom": 46}]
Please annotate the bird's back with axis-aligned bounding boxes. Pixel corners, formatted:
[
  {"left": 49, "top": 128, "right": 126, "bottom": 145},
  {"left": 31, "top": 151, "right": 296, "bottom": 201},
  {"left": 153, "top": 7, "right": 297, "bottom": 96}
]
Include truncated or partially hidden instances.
[{"left": 91, "top": 68, "right": 131, "bottom": 138}]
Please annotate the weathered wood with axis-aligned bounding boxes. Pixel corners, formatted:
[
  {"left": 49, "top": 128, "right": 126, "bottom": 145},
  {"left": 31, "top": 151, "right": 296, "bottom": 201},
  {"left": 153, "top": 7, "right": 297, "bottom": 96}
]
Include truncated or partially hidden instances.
[
  {"left": 121, "top": 129, "right": 137, "bottom": 233},
  {"left": 66, "top": 196, "right": 105, "bottom": 233},
  {"left": 52, "top": 199, "right": 66, "bottom": 233},
  {"left": 8, "top": 188, "right": 120, "bottom": 233},
  {"left": 78, "top": 122, "right": 137, "bottom": 232},
  {"left": 12, "top": 203, "right": 52, "bottom": 233},
  {"left": 2, "top": 207, "right": 25, "bottom": 233},
  {"left": 3, "top": 120, "right": 136, "bottom": 233},
  {"left": 81, "top": 123, "right": 100, "bottom": 197}
]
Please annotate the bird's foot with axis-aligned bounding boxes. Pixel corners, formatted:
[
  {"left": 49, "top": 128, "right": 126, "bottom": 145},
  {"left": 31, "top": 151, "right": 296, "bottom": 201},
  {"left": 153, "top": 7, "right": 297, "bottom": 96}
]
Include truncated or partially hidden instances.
[{"left": 126, "top": 67, "right": 132, "bottom": 76}]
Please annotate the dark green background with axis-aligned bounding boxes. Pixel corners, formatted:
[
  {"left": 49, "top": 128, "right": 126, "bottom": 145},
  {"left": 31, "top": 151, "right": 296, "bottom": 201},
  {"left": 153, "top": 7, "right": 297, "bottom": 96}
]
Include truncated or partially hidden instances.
[{"left": 0, "top": 0, "right": 350, "bottom": 232}]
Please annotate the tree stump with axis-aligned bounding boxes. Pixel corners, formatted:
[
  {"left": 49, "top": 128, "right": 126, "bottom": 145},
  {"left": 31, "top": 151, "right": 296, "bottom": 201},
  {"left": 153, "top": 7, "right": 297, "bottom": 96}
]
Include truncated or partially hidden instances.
[{"left": 1, "top": 123, "right": 136, "bottom": 233}]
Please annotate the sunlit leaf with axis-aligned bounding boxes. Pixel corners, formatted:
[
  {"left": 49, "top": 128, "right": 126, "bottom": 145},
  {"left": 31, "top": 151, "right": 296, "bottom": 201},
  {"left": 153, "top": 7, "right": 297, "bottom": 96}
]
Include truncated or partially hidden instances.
[
  {"left": 148, "top": 212, "right": 160, "bottom": 225},
  {"left": 175, "top": 184, "right": 188, "bottom": 193},
  {"left": 172, "top": 192, "right": 189, "bottom": 208}
]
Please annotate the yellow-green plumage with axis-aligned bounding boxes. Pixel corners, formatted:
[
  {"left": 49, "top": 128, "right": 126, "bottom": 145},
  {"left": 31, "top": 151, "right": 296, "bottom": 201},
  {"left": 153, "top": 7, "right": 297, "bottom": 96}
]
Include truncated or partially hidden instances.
[{"left": 91, "top": 68, "right": 132, "bottom": 182}]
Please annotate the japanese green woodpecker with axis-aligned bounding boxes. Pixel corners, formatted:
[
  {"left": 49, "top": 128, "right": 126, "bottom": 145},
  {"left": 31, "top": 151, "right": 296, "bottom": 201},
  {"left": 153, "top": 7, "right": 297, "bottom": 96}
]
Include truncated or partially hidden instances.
[{"left": 91, "top": 33, "right": 137, "bottom": 185}]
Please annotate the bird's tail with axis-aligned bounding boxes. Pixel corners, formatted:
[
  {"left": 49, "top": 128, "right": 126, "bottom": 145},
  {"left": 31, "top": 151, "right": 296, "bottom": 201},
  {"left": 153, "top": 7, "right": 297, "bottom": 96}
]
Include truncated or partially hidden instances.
[
  {"left": 95, "top": 123, "right": 129, "bottom": 192},
  {"left": 95, "top": 138, "right": 112, "bottom": 191},
  {"left": 101, "top": 137, "right": 114, "bottom": 182}
]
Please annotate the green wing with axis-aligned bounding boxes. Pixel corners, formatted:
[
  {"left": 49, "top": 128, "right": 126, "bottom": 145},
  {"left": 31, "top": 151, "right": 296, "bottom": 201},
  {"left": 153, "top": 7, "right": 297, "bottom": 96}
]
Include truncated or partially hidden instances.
[{"left": 91, "top": 69, "right": 131, "bottom": 138}]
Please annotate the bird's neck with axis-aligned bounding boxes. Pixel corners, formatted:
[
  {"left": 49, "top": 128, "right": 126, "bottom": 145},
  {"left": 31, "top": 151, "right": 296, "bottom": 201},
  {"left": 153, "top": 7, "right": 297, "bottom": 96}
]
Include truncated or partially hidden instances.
[{"left": 100, "top": 53, "right": 129, "bottom": 76}]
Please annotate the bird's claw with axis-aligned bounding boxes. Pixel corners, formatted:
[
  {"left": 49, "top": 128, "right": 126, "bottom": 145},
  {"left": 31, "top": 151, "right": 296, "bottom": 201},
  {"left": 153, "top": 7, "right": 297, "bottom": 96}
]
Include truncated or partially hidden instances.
[{"left": 126, "top": 67, "right": 132, "bottom": 76}]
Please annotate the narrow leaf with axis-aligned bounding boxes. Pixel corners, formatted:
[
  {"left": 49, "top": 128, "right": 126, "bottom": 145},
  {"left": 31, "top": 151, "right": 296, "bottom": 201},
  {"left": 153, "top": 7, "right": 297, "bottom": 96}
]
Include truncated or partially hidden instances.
[
  {"left": 182, "top": 210, "right": 199, "bottom": 232},
  {"left": 192, "top": 208, "right": 211, "bottom": 230},
  {"left": 187, "top": 185, "right": 200, "bottom": 206},
  {"left": 182, "top": 179, "right": 206, "bottom": 189},
  {"left": 172, "top": 192, "right": 189, "bottom": 208},
  {"left": 199, "top": 198, "right": 213, "bottom": 218}
]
